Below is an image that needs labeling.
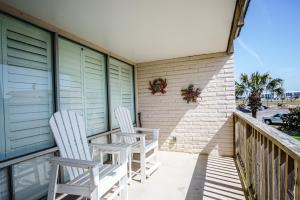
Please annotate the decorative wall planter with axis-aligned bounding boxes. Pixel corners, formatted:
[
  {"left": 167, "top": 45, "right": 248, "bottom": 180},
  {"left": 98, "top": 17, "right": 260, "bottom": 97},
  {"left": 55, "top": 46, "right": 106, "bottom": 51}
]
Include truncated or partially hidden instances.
[
  {"left": 181, "top": 84, "right": 201, "bottom": 103},
  {"left": 148, "top": 78, "right": 167, "bottom": 94}
]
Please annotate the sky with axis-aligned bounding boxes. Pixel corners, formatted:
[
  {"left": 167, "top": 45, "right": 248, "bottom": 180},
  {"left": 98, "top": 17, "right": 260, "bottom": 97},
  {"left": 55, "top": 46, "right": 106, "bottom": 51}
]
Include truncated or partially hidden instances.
[{"left": 234, "top": 0, "right": 300, "bottom": 91}]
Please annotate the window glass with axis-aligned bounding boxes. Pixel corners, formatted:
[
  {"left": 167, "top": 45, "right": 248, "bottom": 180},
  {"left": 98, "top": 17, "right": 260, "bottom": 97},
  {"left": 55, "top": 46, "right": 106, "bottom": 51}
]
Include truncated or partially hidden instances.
[
  {"left": 13, "top": 153, "right": 53, "bottom": 200},
  {"left": 0, "top": 168, "right": 10, "bottom": 200},
  {"left": 109, "top": 58, "right": 135, "bottom": 129},
  {"left": 0, "top": 14, "right": 54, "bottom": 160}
]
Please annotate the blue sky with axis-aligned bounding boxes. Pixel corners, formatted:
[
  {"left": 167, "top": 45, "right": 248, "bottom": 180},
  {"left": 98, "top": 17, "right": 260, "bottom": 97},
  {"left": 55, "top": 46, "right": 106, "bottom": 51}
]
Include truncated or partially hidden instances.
[{"left": 234, "top": 0, "right": 300, "bottom": 91}]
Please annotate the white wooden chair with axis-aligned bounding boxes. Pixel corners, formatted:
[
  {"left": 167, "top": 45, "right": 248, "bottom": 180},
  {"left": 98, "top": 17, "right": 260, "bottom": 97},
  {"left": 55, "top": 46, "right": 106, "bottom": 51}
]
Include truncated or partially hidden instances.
[
  {"left": 47, "top": 111, "right": 129, "bottom": 200},
  {"left": 114, "top": 106, "right": 160, "bottom": 183}
]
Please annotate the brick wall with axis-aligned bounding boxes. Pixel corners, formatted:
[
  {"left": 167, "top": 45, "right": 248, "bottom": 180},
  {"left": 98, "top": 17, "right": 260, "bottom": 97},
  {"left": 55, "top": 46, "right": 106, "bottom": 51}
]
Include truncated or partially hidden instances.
[{"left": 136, "top": 53, "right": 235, "bottom": 156}]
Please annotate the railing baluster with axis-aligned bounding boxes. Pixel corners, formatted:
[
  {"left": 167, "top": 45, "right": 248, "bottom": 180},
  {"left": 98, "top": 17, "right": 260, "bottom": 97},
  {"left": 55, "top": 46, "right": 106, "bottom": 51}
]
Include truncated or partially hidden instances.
[
  {"left": 287, "top": 156, "right": 295, "bottom": 200},
  {"left": 264, "top": 137, "right": 268, "bottom": 200},
  {"left": 274, "top": 144, "right": 280, "bottom": 200},
  {"left": 252, "top": 127, "right": 256, "bottom": 195},
  {"left": 269, "top": 140, "right": 273, "bottom": 200},
  {"left": 257, "top": 131, "right": 261, "bottom": 199},
  {"left": 280, "top": 150, "right": 287, "bottom": 200},
  {"left": 261, "top": 134, "right": 264, "bottom": 200}
]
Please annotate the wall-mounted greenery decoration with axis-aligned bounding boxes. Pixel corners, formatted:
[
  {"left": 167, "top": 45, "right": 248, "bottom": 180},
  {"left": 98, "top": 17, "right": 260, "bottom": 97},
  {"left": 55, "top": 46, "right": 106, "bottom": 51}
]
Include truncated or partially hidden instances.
[
  {"left": 148, "top": 78, "right": 167, "bottom": 94},
  {"left": 181, "top": 84, "right": 201, "bottom": 103}
]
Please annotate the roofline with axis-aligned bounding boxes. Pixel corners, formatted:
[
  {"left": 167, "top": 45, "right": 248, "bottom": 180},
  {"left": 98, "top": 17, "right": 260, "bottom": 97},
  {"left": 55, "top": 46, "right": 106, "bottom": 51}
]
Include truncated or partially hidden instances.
[{"left": 226, "top": 0, "right": 251, "bottom": 54}]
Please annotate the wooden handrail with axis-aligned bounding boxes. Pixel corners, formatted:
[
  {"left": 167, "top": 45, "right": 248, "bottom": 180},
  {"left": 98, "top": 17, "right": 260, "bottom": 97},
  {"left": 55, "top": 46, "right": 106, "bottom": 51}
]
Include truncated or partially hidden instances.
[{"left": 233, "top": 111, "right": 300, "bottom": 200}]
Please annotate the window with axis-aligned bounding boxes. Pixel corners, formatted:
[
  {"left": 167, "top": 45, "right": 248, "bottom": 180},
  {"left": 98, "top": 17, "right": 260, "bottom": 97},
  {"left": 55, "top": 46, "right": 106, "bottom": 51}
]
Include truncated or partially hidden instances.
[
  {"left": 0, "top": 14, "right": 54, "bottom": 160},
  {"left": 109, "top": 57, "right": 135, "bottom": 129},
  {"left": 13, "top": 153, "right": 53, "bottom": 200},
  {"left": 58, "top": 38, "right": 108, "bottom": 136}
]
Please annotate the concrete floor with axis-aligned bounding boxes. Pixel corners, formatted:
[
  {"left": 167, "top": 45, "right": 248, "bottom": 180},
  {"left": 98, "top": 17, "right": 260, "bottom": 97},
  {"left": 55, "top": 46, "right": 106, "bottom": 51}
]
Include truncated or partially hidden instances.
[{"left": 128, "top": 151, "right": 246, "bottom": 200}]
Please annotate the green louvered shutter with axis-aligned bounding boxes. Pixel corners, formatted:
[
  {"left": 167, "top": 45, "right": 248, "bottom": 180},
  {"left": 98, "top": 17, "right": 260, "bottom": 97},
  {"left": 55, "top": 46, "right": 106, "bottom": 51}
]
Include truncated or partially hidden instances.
[
  {"left": 58, "top": 38, "right": 84, "bottom": 116},
  {"left": 83, "top": 48, "right": 107, "bottom": 135},
  {"left": 1, "top": 14, "right": 54, "bottom": 159},
  {"left": 0, "top": 16, "right": 4, "bottom": 160},
  {"left": 109, "top": 58, "right": 135, "bottom": 129},
  {"left": 59, "top": 38, "right": 107, "bottom": 136}
]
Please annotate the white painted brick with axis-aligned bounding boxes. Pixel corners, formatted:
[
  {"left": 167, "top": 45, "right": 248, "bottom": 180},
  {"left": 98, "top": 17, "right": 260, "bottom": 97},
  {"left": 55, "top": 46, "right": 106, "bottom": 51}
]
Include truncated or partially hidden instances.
[{"left": 137, "top": 54, "right": 235, "bottom": 156}]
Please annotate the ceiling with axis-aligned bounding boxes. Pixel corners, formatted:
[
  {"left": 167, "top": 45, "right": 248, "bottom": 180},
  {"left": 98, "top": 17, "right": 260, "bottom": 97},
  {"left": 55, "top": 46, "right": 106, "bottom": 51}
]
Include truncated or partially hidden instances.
[{"left": 1, "top": 0, "right": 236, "bottom": 63}]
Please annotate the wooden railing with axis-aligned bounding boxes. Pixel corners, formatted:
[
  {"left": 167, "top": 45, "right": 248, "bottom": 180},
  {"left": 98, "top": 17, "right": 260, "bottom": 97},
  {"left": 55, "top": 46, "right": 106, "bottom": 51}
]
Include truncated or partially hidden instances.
[{"left": 234, "top": 111, "right": 300, "bottom": 200}]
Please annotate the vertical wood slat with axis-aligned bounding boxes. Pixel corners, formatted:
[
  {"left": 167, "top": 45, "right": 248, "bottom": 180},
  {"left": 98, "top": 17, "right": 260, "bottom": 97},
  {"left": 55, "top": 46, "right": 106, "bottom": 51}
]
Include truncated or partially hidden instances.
[
  {"left": 274, "top": 144, "right": 279, "bottom": 200},
  {"left": 257, "top": 131, "right": 261, "bottom": 199},
  {"left": 268, "top": 140, "right": 273, "bottom": 200},
  {"left": 245, "top": 124, "right": 252, "bottom": 189},
  {"left": 260, "top": 134, "right": 264, "bottom": 200},
  {"left": 280, "top": 150, "right": 287, "bottom": 200},
  {"left": 252, "top": 127, "right": 256, "bottom": 194},
  {"left": 264, "top": 137, "right": 268, "bottom": 200},
  {"left": 287, "top": 156, "right": 295, "bottom": 200}
]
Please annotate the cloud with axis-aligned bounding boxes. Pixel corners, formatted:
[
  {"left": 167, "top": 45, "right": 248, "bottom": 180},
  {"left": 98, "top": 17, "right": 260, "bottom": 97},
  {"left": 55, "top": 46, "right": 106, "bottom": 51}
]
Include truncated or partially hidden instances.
[{"left": 236, "top": 38, "right": 265, "bottom": 68}]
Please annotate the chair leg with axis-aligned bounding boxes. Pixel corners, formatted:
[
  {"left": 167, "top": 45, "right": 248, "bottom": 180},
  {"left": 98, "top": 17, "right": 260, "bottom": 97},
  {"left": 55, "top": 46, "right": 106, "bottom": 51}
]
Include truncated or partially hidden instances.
[
  {"left": 128, "top": 153, "right": 132, "bottom": 185},
  {"left": 140, "top": 153, "right": 146, "bottom": 183},
  {"left": 120, "top": 175, "right": 128, "bottom": 200},
  {"left": 154, "top": 145, "right": 158, "bottom": 163},
  {"left": 47, "top": 163, "right": 59, "bottom": 200},
  {"left": 89, "top": 189, "right": 98, "bottom": 200}
]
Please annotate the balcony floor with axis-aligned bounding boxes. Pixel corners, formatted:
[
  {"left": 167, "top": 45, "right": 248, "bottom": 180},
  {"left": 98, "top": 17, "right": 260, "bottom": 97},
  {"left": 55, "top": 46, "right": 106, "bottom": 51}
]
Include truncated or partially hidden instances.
[{"left": 129, "top": 151, "right": 246, "bottom": 200}]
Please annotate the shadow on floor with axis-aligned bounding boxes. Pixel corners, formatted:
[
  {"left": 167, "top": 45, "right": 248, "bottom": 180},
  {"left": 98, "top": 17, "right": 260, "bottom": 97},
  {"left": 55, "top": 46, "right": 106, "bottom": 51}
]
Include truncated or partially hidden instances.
[{"left": 185, "top": 155, "right": 245, "bottom": 200}]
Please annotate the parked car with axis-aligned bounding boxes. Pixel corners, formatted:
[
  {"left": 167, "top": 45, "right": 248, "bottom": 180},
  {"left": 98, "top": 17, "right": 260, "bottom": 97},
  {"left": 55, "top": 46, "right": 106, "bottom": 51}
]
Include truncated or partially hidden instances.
[
  {"left": 237, "top": 107, "right": 251, "bottom": 113},
  {"left": 263, "top": 113, "right": 288, "bottom": 125}
]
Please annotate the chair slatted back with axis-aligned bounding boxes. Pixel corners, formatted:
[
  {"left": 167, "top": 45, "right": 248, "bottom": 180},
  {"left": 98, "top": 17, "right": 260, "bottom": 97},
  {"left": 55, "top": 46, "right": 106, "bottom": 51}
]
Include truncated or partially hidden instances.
[
  {"left": 49, "top": 111, "right": 92, "bottom": 180},
  {"left": 114, "top": 106, "right": 136, "bottom": 144}
]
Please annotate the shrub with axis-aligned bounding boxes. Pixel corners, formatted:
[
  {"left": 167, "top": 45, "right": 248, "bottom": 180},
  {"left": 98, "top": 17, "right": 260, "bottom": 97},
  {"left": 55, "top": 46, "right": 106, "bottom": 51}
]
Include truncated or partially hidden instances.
[{"left": 281, "top": 107, "right": 300, "bottom": 132}]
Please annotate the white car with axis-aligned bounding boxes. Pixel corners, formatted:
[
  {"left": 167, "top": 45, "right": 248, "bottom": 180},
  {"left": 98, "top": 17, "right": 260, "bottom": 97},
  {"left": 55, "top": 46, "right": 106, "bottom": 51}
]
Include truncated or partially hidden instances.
[{"left": 262, "top": 113, "right": 288, "bottom": 125}]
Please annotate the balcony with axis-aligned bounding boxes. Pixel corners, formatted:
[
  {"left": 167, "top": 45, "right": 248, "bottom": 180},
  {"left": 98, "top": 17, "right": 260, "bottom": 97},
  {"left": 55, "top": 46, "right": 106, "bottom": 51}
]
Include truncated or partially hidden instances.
[{"left": 0, "top": 1, "right": 299, "bottom": 200}]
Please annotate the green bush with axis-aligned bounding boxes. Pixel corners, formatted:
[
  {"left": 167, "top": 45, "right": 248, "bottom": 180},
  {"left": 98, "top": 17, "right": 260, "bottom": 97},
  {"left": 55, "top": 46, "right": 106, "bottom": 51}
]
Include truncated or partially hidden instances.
[{"left": 281, "top": 107, "right": 300, "bottom": 132}]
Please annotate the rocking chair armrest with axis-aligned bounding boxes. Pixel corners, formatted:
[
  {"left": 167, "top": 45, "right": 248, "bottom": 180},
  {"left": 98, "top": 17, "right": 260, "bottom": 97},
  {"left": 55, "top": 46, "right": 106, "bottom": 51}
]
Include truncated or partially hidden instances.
[
  {"left": 50, "top": 157, "right": 100, "bottom": 169},
  {"left": 134, "top": 127, "right": 159, "bottom": 133},
  {"left": 134, "top": 127, "right": 160, "bottom": 140},
  {"left": 90, "top": 143, "right": 130, "bottom": 153},
  {"left": 116, "top": 132, "right": 147, "bottom": 138}
]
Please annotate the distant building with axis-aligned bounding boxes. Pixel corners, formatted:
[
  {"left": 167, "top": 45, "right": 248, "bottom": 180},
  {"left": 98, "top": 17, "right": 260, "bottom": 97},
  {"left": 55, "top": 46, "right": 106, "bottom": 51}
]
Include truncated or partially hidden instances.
[
  {"left": 261, "top": 93, "right": 274, "bottom": 99},
  {"left": 285, "top": 91, "right": 300, "bottom": 99}
]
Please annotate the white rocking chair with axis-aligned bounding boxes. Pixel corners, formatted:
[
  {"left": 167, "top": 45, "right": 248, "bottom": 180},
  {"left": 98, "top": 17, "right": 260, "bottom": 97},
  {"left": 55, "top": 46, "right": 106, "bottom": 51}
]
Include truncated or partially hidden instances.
[
  {"left": 114, "top": 106, "right": 160, "bottom": 183},
  {"left": 47, "top": 111, "right": 129, "bottom": 200}
]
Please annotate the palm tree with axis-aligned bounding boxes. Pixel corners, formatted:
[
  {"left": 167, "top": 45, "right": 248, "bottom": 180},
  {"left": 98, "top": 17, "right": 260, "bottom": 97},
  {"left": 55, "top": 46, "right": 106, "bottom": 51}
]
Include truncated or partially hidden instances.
[
  {"left": 235, "top": 81, "right": 245, "bottom": 99},
  {"left": 235, "top": 73, "right": 250, "bottom": 100},
  {"left": 247, "top": 72, "right": 270, "bottom": 118},
  {"left": 236, "top": 72, "right": 285, "bottom": 118},
  {"left": 274, "top": 87, "right": 285, "bottom": 102},
  {"left": 267, "top": 78, "right": 284, "bottom": 101}
]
